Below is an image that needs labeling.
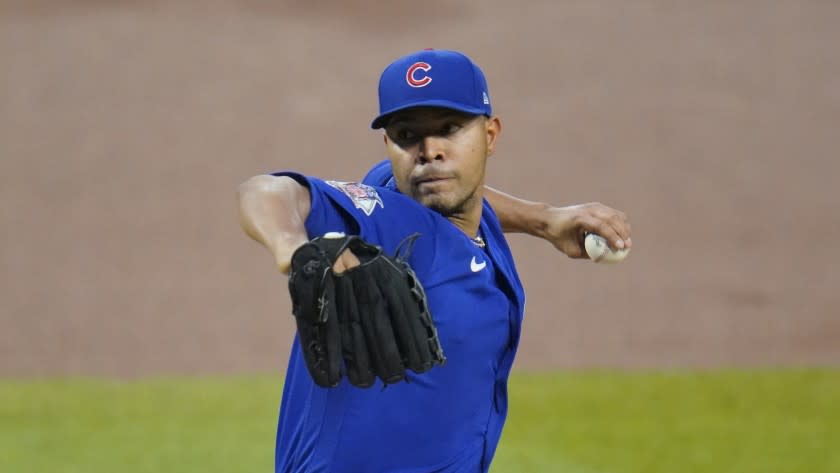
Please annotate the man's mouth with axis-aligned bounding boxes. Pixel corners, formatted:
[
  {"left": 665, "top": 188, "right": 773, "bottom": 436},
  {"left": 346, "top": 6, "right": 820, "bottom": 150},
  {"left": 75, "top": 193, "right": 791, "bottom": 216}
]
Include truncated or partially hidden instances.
[
  {"left": 414, "top": 177, "right": 451, "bottom": 190},
  {"left": 413, "top": 173, "right": 452, "bottom": 185}
]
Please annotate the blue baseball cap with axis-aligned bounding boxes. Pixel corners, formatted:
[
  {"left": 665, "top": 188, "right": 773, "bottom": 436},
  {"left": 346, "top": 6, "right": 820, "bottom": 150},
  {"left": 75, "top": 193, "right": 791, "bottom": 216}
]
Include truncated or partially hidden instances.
[{"left": 371, "top": 49, "right": 493, "bottom": 129}]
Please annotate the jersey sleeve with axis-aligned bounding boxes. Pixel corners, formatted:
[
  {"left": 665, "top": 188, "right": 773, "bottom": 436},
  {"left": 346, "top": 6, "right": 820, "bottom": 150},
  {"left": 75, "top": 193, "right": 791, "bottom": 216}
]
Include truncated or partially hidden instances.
[
  {"left": 270, "top": 171, "right": 360, "bottom": 239},
  {"left": 271, "top": 170, "right": 445, "bottom": 285}
]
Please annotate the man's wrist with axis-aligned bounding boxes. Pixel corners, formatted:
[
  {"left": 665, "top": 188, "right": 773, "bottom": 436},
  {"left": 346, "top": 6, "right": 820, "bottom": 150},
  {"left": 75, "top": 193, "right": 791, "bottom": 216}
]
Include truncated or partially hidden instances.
[{"left": 525, "top": 202, "right": 554, "bottom": 239}]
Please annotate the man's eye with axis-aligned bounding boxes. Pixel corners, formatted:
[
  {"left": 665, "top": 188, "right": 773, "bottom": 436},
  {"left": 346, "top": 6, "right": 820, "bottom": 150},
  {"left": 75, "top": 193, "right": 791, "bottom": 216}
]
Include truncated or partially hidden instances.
[
  {"left": 442, "top": 123, "right": 461, "bottom": 135},
  {"left": 397, "top": 129, "right": 416, "bottom": 141}
]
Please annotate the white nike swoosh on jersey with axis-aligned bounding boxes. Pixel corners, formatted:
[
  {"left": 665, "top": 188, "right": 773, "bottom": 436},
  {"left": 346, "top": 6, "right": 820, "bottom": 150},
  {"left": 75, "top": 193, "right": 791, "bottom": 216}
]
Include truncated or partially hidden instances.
[{"left": 470, "top": 256, "right": 487, "bottom": 272}]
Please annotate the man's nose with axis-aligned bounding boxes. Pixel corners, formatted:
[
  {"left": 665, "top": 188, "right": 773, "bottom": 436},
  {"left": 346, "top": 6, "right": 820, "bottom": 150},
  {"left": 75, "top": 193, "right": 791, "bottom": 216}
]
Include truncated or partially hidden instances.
[{"left": 418, "top": 135, "right": 445, "bottom": 163}]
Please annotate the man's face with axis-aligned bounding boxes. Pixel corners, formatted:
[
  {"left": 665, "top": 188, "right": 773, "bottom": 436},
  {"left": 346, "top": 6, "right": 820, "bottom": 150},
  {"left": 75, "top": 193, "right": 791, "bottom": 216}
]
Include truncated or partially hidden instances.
[{"left": 383, "top": 107, "right": 501, "bottom": 216}]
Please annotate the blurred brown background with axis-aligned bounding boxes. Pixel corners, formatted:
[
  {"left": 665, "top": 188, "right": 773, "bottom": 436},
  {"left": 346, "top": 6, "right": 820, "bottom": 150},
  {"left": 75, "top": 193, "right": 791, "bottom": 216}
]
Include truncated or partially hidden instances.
[{"left": 2, "top": 1, "right": 838, "bottom": 377}]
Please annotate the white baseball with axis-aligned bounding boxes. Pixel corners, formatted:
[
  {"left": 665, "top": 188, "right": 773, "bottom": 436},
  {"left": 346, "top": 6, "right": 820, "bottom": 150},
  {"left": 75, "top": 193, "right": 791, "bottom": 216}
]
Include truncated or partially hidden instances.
[{"left": 584, "top": 233, "right": 630, "bottom": 264}]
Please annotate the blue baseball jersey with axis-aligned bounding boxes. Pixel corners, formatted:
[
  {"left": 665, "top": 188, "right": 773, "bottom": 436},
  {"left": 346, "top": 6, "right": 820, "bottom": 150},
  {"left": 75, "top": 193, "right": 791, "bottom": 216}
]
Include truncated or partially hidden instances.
[{"left": 273, "top": 166, "right": 525, "bottom": 473}]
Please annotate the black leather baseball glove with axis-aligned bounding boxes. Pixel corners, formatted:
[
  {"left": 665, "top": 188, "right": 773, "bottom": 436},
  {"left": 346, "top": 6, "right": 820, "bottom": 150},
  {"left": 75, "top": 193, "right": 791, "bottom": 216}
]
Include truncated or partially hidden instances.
[{"left": 288, "top": 233, "right": 446, "bottom": 388}]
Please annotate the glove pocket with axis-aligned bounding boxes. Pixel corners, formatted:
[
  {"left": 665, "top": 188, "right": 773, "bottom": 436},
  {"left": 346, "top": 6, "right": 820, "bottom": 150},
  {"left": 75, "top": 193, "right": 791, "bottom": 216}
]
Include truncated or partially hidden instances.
[
  {"left": 333, "top": 275, "right": 376, "bottom": 388},
  {"left": 347, "top": 268, "right": 406, "bottom": 385},
  {"left": 370, "top": 261, "right": 436, "bottom": 374}
]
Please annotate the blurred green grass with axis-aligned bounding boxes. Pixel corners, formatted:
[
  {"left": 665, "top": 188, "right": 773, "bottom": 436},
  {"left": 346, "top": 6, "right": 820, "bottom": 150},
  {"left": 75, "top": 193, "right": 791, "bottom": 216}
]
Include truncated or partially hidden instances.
[
  {"left": 1, "top": 370, "right": 838, "bottom": 473},
  {"left": 497, "top": 370, "right": 840, "bottom": 473}
]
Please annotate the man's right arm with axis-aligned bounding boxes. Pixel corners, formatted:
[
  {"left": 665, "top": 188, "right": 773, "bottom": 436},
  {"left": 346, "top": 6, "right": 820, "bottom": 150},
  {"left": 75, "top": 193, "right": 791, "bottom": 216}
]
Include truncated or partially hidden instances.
[
  {"left": 484, "top": 186, "right": 632, "bottom": 258},
  {"left": 238, "top": 175, "right": 312, "bottom": 274},
  {"left": 361, "top": 160, "right": 632, "bottom": 258}
]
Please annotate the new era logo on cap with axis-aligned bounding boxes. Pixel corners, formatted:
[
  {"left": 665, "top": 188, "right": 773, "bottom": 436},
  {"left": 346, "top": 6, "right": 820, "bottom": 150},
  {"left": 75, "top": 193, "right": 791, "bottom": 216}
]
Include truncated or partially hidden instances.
[{"left": 371, "top": 49, "right": 492, "bottom": 129}]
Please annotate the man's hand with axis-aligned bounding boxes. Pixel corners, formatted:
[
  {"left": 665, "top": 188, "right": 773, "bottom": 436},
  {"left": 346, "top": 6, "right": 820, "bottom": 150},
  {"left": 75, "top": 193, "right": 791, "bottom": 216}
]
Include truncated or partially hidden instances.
[
  {"left": 538, "top": 203, "right": 632, "bottom": 258},
  {"left": 332, "top": 248, "right": 361, "bottom": 273}
]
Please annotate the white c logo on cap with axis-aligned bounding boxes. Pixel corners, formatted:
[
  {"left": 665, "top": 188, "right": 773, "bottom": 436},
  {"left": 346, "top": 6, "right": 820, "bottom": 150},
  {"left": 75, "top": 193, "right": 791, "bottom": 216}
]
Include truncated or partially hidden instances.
[{"left": 406, "top": 62, "right": 432, "bottom": 88}]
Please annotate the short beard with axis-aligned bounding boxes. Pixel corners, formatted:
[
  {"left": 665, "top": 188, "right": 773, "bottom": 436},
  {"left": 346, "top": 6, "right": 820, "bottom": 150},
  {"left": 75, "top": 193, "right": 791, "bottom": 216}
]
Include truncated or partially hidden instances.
[{"left": 425, "top": 185, "right": 479, "bottom": 218}]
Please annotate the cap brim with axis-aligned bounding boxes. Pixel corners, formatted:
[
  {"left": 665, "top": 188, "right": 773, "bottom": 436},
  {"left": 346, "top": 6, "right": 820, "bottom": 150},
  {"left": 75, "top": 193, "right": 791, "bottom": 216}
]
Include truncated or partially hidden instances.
[{"left": 370, "top": 99, "right": 489, "bottom": 129}]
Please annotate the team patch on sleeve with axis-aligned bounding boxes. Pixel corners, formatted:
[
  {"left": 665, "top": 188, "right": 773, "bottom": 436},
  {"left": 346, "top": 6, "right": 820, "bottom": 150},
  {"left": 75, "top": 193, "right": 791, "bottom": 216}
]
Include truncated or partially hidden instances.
[{"left": 326, "top": 181, "right": 384, "bottom": 216}]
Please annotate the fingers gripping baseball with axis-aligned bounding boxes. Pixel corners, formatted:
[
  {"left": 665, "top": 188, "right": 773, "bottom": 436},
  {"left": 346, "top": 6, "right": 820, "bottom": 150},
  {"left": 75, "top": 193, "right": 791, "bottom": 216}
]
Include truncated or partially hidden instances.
[
  {"left": 575, "top": 203, "right": 631, "bottom": 249},
  {"left": 543, "top": 202, "right": 632, "bottom": 259}
]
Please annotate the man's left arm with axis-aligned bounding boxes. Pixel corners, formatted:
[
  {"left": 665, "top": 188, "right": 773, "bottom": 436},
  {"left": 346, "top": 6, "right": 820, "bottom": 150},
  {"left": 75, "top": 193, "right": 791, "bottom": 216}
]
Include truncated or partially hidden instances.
[{"left": 484, "top": 186, "right": 632, "bottom": 259}]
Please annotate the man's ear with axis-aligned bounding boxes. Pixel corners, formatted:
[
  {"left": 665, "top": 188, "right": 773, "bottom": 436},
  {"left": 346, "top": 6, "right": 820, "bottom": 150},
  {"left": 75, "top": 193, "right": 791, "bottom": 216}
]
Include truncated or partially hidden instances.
[{"left": 486, "top": 116, "right": 502, "bottom": 156}]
